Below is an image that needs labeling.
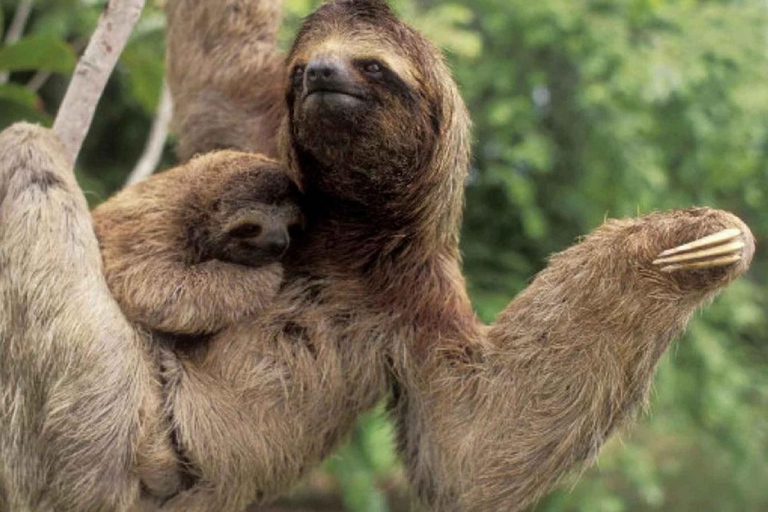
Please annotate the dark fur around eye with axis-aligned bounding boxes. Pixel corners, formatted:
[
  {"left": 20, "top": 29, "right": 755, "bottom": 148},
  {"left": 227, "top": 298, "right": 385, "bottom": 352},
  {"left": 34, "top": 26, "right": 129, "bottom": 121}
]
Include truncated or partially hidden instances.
[
  {"left": 292, "top": 65, "right": 305, "bottom": 89},
  {"left": 354, "top": 59, "right": 418, "bottom": 106},
  {"left": 228, "top": 223, "right": 263, "bottom": 239},
  {"left": 356, "top": 59, "right": 385, "bottom": 78}
]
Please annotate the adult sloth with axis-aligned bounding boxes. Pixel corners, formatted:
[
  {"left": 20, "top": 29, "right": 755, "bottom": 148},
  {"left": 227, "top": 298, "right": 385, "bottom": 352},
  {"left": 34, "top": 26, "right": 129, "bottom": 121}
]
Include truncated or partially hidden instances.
[
  {"left": 156, "top": 1, "right": 472, "bottom": 509},
  {"left": 0, "top": 1, "right": 754, "bottom": 512},
  {"left": 162, "top": 1, "right": 754, "bottom": 511}
]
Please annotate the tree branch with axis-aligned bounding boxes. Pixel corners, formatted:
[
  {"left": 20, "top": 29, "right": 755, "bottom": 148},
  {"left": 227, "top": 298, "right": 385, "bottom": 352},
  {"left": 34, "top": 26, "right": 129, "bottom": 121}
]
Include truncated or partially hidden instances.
[
  {"left": 0, "top": 0, "right": 35, "bottom": 84},
  {"left": 53, "top": 0, "right": 146, "bottom": 167},
  {"left": 26, "top": 70, "right": 50, "bottom": 92},
  {"left": 125, "top": 79, "right": 172, "bottom": 186}
]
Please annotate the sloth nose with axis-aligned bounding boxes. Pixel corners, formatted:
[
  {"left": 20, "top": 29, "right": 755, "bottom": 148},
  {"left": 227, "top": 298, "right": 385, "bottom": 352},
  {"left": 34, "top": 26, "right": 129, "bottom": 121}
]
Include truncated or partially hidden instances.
[
  {"left": 257, "top": 229, "right": 290, "bottom": 258},
  {"left": 305, "top": 57, "right": 349, "bottom": 93}
]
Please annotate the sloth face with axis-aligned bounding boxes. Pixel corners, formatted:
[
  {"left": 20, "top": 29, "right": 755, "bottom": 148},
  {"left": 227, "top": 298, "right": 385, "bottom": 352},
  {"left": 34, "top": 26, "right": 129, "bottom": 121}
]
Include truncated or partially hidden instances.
[
  {"left": 285, "top": 0, "right": 447, "bottom": 204},
  {"left": 210, "top": 196, "right": 303, "bottom": 267},
  {"left": 195, "top": 165, "right": 304, "bottom": 267}
]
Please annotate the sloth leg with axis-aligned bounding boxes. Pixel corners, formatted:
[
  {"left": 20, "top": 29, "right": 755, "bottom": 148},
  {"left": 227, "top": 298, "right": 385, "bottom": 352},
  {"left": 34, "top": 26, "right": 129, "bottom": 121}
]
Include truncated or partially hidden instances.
[
  {"left": 0, "top": 123, "right": 177, "bottom": 512},
  {"left": 165, "top": 0, "right": 286, "bottom": 160}
]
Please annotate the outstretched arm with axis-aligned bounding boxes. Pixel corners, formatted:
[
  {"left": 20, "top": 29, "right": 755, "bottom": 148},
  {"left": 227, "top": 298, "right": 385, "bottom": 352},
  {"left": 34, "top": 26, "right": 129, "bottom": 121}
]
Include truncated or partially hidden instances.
[
  {"left": 93, "top": 151, "right": 285, "bottom": 335},
  {"left": 165, "top": 0, "right": 286, "bottom": 161},
  {"left": 393, "top": 208, "right": 754, "bottom": 512},
  {"left": 0, "top": 123, "right": 179, "bottom": 511}
]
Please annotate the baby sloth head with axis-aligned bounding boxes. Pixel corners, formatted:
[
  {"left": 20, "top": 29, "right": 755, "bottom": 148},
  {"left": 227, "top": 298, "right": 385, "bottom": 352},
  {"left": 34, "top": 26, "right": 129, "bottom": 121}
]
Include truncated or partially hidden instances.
[
  {"left": 188, "top": 154, "right": 304, "bottom": 267},
  {"left": 283, "top": 0, "right": 470, "bottom": 224}
]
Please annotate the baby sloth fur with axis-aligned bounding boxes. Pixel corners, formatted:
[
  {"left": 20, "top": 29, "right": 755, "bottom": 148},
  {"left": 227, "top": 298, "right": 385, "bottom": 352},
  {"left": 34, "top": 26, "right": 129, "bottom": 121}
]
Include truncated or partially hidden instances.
[{"left": 93, "top": 151, "right": 303, "bottom": 336}]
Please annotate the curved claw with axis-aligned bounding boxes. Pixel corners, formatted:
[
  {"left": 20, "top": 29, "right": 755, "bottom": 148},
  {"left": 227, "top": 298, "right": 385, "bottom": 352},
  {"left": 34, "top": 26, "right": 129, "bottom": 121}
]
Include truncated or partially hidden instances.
[{"left": 654, "top": 228, "right": 746, "bottom": 273}]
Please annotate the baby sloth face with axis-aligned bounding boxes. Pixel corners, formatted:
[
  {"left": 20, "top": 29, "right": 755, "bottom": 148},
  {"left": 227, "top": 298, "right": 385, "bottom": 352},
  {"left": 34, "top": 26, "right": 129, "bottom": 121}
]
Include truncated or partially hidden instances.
[{"left": 203, "top": 167, "right": 304, "bottom": 267}]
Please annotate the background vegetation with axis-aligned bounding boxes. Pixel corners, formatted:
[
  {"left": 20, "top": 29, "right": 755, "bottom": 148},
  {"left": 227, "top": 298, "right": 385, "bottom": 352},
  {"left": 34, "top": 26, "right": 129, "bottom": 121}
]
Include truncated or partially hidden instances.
[{"left": 1, "top": 0, "right": 766, "bottom": 510}]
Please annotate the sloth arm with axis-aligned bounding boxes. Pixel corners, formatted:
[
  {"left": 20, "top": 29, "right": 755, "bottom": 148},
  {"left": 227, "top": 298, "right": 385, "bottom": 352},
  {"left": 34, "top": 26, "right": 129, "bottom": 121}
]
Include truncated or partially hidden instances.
[
  {"left": 0, "top": 123, "right": 178, "bottom": 510},
  {"left": 394, "top": 208, "right": 754, "bottom": 512},
  {"left": 165, "top": 0, "right": 286, "bottom": 161},
  {"left": 93, "top": 166, "right": 283, "bottom": 336}
]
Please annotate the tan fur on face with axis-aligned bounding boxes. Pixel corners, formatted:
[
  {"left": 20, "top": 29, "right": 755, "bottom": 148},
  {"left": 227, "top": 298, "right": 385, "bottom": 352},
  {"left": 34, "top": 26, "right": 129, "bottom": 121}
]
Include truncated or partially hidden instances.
[{"left": 289, "top": 33, "right": 420, "bottom": 87}]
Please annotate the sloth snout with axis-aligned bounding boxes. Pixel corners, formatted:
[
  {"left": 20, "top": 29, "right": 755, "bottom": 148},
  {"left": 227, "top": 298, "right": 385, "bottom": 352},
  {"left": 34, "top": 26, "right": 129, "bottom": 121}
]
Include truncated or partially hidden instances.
[
  {"left": 256, "top": 228, "right": 290, "bottom": 258},
  {"left": 305, "top": 56, "right": 356, "bottom": 95}
]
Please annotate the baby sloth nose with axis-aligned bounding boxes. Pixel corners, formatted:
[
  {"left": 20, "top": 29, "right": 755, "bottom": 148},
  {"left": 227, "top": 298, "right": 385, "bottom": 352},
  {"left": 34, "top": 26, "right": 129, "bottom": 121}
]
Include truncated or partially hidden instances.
[
  {"left": 257, "top": 228, "right": 290, "bottom": 258},
  {"left": 305, "top": 57, "right": 350, "bottom": 94}
]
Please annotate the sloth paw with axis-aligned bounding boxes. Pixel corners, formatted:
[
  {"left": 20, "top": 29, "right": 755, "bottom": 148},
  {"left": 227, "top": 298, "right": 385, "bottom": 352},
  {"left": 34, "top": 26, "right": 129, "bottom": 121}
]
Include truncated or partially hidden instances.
[{"left": 653, "top": 228, "right": 747, "bottom": 273}]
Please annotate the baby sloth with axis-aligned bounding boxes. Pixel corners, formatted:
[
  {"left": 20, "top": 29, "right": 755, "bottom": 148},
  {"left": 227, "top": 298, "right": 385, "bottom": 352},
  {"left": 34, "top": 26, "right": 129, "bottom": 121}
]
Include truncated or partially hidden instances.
[{"left": 93, "top": 151, "right": 302, "bottom": 335}]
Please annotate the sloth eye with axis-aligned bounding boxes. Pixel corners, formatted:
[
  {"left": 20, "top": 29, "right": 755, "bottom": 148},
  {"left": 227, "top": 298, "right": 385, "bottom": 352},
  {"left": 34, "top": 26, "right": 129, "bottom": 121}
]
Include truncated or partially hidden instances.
[
  {"left": 359, "top": 60, "right": 384, "bottom": 77},
  {"left": 228, "top": 223, "right": 263, "bottom": 239},
  {"left": 292, "top": 65, "right": 305, "bottom": 88}
]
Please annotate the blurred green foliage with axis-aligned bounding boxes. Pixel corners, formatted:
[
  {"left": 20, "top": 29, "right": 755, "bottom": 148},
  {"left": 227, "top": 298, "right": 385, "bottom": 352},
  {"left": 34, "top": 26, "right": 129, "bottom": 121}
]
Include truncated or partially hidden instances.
[{"left": 1, "top": 0, "right": 766, "bottom": 510}]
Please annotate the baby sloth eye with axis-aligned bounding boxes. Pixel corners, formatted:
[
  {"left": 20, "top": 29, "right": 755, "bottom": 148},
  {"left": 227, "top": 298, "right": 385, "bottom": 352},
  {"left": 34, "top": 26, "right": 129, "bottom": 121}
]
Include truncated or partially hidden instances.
[{"left": 228, "top": 223, "right": 263, "bottom": 239}]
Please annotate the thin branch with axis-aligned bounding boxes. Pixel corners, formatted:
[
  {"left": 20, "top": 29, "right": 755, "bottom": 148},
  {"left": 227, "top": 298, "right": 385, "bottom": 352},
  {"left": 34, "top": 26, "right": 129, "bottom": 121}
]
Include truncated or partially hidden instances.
[
  {"left": 53, "top": 0, "right": 146, "bottom": 167},
  {"left": 0, "top": 0, "right": 35, "bottom": 84},
  {"left": 125, "top": 80, "right": 172, "bottom": 186},
  {"left": 26, "top": 70, "right": 50, "bottom": 92}
]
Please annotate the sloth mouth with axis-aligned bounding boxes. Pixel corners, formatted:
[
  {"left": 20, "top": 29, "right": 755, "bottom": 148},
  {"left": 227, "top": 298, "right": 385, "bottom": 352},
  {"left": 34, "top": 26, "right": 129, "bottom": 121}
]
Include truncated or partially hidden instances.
[
  {"left": 304, "top": 86, "right": 366, "bottom": 104},
  {"left": 309, "top": 90, "right": 362, "bottom": 99},
  {"left": 303, "top": 90, "right": 366, "bottom": 114},
  {"left": 305, "top": 89, "right": 365, "bottom": 101}
]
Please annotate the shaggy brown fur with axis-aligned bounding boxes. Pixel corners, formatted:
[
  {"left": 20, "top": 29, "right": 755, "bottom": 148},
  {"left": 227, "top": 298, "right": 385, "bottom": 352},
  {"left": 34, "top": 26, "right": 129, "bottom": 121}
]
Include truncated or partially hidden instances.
[
  {"left": 165, "top": 0, "right": 285, "bottom": 161},
  {"left": 93, "top": 151, "right": 302, "bottom": 335},
  {"left": 145, "top": 1, "right": 472, "bottom": 509},
  {"left": 0, "top": 1, "right": 755, "bottom": 511},
  {"left": 0, "top": 123, "right": 179, "bottom": 512},
  {"left": 0, "top": 129, "right": 303, "bottom": 511},
  {"left": 391, "top": 208, "right": 754, "bottom": 511},
  {"left": 163, "top": 1, "right": 755, "bottom": 511}
]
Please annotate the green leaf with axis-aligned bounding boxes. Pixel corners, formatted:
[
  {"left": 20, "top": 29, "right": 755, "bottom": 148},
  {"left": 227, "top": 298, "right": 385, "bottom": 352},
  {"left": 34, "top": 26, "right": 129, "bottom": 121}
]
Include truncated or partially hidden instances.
[
  {"left": 0, "top": 35, "right": 76, "bottom": 73},
  {"left": 328, "top": 446, "right": 389, "bottom": 512},
  {"left": 326, "top": 412, "right": 393, "bottom": 512},
  {"left": 0, "top": 83, "right": 39, "bottom": 108},
  {"left": 0, "top": 98, "right": 51, "bottom": 127},
  {"left": 120, "top": 39, "right": 165, "bottom": 113}
]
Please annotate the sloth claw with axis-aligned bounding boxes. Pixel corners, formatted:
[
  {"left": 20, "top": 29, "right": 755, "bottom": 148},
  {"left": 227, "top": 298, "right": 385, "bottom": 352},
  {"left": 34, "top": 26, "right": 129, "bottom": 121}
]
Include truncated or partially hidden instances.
[{"left": 654, "top": 228, "right": 746, "bottom": 272}]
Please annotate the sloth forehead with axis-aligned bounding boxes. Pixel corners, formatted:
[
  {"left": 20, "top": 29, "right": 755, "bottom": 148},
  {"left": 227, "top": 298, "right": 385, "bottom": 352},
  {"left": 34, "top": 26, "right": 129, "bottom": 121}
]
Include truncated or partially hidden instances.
[{"left": 290, "top": 24, "right": 422, "bottom": 87}]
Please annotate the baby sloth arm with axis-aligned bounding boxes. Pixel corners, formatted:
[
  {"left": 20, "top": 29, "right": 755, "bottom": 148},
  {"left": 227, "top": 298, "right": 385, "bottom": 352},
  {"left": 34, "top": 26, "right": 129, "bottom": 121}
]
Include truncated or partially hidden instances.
[
  {"left": 93, "top": 151, "right": 302, "bottom": 335},
  {"left": 394, "top": 208, "right": 755, "bottom": 512}
]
